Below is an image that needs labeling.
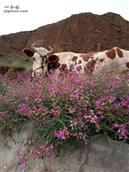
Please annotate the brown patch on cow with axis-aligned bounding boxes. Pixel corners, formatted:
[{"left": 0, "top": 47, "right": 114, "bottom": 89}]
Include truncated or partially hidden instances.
[
  {"left": 126, "top": 62, "right": 129, "bottom": 68},
  {"left": 106, "top": 48, "right": 116, "bottom": 59},
  {"left": 100, "top": 58, "right": 104, "bottom": 62},
  {"left": 72, "top": 56, "right": 78, "bottom": 62},
  {"left": 48, "top": 55, "right": 59, "bottom": 63},
  {"left": 23, "top": 49, "right": 34, "bottom": 57},
  {"left": 47, "top": 55, "right": 60, "bottom": 72},
  {"left": 47, "top": 62, "right": 60, "bottom": 72},
  {"left": 85, "top": 60, "right": 97, "bottom": 73},
  {"left": 60, "top": 64, "right": 67, "bottom": 71},
  {"left": 80, "top": 53, "right": 94, "bottom": 62},
  {"left": 78, "top": 60, "right": 82, "bottom": 64},
  {"left": 116, "top": 47, "right": 123, "bottom": 58}
]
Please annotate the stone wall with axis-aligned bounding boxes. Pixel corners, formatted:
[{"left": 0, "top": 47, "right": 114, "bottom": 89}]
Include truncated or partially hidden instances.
[{"left": 0, "top": 125, "right": 129, "bottom": 172}]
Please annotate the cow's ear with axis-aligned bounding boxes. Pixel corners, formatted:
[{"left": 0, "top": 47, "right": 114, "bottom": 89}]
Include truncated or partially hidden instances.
[
  {"left": 23, "top": 48, "right": 34, "bottom": 57},
  {"left": 48, "top": 55, "right": 59, "bottom": 63}
]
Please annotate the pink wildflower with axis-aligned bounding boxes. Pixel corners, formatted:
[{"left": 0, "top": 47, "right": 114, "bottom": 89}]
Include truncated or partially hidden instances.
[
  {"left": 113, "top": 123, "right": 129, "bottom": 139},
  {"left": 55, "top": 128, "right": 69, "bottom": 140},
  {"left": 50, "top": 106, "right": 61, "bottom": 117},
  {"left": 16, "top": 103, "right": 33, "bottom": 117},
  {"left": 68, "top": 107, "right": 76, "bottom": 114}
]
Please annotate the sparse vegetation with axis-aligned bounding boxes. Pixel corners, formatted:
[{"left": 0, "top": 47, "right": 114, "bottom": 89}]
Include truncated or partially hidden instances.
[{"left": 0, "top": 53, "right": 32, "bottom": 70}]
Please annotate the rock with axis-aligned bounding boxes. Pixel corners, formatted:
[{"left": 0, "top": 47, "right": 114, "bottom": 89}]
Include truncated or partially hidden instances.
[{"left": 0, "top": 125, "right": 129, "bottom": 172}]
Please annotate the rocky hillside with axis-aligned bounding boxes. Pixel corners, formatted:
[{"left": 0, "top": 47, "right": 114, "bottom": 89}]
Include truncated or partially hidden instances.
[{"left": 0, "top": 12, "right": 129, "bottom": 56}]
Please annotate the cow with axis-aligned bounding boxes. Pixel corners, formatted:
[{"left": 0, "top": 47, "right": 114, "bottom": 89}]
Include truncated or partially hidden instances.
[{"left": 23, "top": 45, "right": 129, "bottom": 77}]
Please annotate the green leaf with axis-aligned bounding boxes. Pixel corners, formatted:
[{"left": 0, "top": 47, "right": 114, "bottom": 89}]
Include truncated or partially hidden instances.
[
  {"left": 54, "top": 118, "right": 65, "bottom": 127},
  {"left": 64, "top": 115, "right": 72, "bottom": 120}
]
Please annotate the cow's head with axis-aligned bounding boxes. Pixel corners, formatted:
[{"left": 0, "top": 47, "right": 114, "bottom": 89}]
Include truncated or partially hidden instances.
[{"left": 23, "top": 46, "right": 60, "bottom": 77}]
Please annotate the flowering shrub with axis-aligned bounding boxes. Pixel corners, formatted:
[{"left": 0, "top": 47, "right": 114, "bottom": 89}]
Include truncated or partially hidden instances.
[{"left": 0, "top": 71, "right": 129, "bottom": 166}]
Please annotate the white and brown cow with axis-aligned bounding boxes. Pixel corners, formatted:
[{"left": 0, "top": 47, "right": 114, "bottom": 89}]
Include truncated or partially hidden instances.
[{"left": 23, "top": 46, "right": 129, "bottom": 77}]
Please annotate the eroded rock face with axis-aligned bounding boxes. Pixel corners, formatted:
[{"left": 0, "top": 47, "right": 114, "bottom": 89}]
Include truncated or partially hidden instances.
[
  {"left": 0, "top": 12, "right": 129, "bottom": 55},
  {"left": 0, "top": 125, "right": 129, "bottom": 172}
]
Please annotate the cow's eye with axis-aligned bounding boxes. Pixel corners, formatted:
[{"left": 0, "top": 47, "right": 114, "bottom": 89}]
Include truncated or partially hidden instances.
[{"left": 31, "top": 57, "right": 35, "bottom": 60}]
